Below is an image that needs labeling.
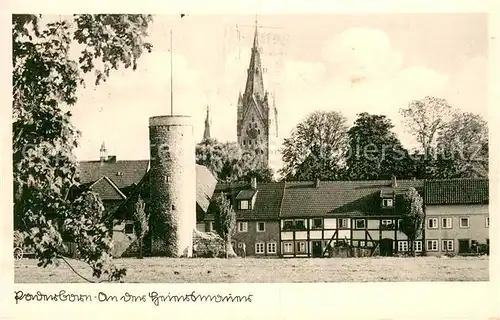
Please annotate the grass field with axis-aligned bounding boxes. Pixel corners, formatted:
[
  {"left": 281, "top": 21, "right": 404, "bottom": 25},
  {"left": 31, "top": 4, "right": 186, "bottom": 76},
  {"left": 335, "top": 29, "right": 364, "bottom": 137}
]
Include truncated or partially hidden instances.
[{"left": 14, "top": 256, "right": 489, "bottom": 283}]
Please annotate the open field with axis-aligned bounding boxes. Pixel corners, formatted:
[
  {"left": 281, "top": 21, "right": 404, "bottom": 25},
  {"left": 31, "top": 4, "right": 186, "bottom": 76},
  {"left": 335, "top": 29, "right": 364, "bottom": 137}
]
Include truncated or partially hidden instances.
[{"left": 15, "top": 256, "right": 489, "bottom": 283}]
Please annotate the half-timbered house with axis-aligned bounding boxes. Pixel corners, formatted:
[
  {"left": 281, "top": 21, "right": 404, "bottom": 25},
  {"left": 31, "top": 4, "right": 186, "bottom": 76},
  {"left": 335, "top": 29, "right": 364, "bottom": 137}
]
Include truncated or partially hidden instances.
[
  {"left": 199, "top": 177, "right": 284, "bottom": 257},
  {"left": 279, "top": 177, "right": 424, "bottom": 258}
]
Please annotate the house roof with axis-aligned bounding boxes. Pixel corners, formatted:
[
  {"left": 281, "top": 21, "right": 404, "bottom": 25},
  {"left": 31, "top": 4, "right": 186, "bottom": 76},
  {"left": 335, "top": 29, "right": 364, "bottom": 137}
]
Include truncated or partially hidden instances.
[
  {"left": 78, "top": 160, "right": 150, "bottom": 190},
  {"left": 88, "top": 176, "right": 127, "bottom": 200},
  {"left": 424, "top": 178, "right": 489, "bottom": 205},
  {"left": 195, "top": 164, "right": 218, "bottom": 212},
  {"left": 109, "top": 164, "right": 218, "bottom": 220},
  {"left": 207, "top": 182, "right": 285, "bottom": 220},
  {"left": 280, "top": 179, "right": 424, "bottom": 218}
]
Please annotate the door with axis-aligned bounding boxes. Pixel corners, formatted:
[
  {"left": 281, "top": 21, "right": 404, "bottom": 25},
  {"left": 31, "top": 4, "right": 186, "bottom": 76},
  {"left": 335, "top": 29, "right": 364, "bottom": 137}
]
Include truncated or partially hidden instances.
[
  {"left": 312, "top": 241, "right": 322, "bottom": 258},
  {"left": 379, "top": 238, "right": 393, "bottom": 256},
  {"left": 458, "top": 239, "right": 470, "bottom": 254}
]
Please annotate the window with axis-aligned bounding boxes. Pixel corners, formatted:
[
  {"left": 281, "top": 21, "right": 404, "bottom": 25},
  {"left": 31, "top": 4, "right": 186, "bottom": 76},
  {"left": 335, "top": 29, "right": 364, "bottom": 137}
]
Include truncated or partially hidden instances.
[
  {"left": 427, "top": 218, "right": 438, "bottom": 229},
  {"left": 165, "top": 176, "right": 170, "bottom": 182},
  {"left": 267, "top": 242, "right": 277, "bottom": 254},
  {"left": 355, "top": 219, "right": 366, "bottom": 229},
  {"left": 295, "top": 219, "right": 306, "bottom": 230},
  {"left": 255, "top": 243, "right": 265, "bottom": 254},
  {"left": 442, "top": 240, "right": 454, "bottom": 252},
  {"left": 257, "top": 221, "right": 266, "bottom": 232},
  {"left": 312, "top": 218, "right": 323, "bottom": 229},
  {"left": 283, "top": 242, "right": 293, "bottom": 253},
  {"left": 238, "top": 222, "right": 248, "bottom": 232},
  {"left": 296, "top": 241, "right": 307, "bottom": 253},
  {"left": 359, "top": 241, "right": 365, "bottom": 247},
  {"left": 243, "top": 140, "right": 246, "bottom": 145},
  {"left": 382, "top": 198, "right": 394, "bottom": 207},
  {"left": 441, "top": 217, "right": 452, "bottom": 229},
  {"left": 283, "top": 220, "right": 294, "bottom": 230},
  {"left": 240, "top": 200, "right": 249, "bottom": 210},
  {"left": 486, "top": 216, "right": 489, "bottom": 228},
  {"left": 398, "top": 241, "right": 408, "bottom": 252},
  {"left": 381, "top": 220, "right": 394, "bottom": 230},
  {"left": 414, "top": 241, "right": 423, "bottom": 252},
  {"left": 459, "top": 217, "right": 470, "bottom": 228},
  {"left": 209, "top": 222, "right": 215, "bottom": 232},
  {"left": 339, "top": 218, "right": 348, "bottom": 229},
  {"left": 426, "top": 240, "right": 438, "bottom": 251},
  {"left": 124, "top": 223, "right": 134, "bottom": 234}
]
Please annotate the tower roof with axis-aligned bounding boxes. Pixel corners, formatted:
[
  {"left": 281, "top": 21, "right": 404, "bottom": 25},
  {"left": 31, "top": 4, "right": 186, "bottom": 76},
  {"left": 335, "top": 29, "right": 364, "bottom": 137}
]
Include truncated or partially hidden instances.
[
  {"left": 243, "top": 21, "right": 265, "bottom": 105},
  {"left": 203, "top": 105, "right": 211, "bottom": 140}
]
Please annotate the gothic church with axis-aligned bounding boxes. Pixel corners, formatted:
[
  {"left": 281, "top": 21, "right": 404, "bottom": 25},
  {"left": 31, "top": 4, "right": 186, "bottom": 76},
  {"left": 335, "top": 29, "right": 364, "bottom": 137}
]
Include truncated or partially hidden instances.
[
  {"left": 237, "top": 24, "right": 279, "bottom": 170},
  {"left": 203, "top": 23, "right": 280, "bottom": 173}
]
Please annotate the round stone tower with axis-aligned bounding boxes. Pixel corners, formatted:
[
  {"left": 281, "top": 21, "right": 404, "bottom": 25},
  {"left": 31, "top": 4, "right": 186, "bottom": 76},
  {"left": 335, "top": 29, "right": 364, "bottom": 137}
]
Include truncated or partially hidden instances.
[{"left": 149, "top": 115, "right": 196, "bottom": 257}]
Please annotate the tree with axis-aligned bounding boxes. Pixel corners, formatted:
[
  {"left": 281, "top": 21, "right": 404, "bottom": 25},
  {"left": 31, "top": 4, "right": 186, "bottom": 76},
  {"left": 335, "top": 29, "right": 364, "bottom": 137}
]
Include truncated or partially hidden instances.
[
  {"left": 196, "top": 138, "right": 274, "bottom": 183},
  {"left": 400, "top": 96, "right": 453, "bottom": 178},
  {"left": 279, "top": 111, "right": 349, "bottom": 181},
  {"left": 132, "top": 195, "right": 148, "bottom": 259},
  {"left": 13, "top": 14, "right": 153, "bottom": 281},
  {"left": 399, "top": 187, "right": 424, "bottom": 257},
  {"left": 209, "top": 193, "right": 237, "bottom": 258},
  {"left": 346, "top": 113, "right": 414, "bottom": 180},
  {"left": 434, "top": 112, "right": 488, "bottom": 178}
]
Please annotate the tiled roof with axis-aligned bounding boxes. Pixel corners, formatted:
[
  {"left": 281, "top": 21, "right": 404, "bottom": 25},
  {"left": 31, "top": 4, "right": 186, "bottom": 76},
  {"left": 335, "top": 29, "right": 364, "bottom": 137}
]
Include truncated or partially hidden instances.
[
  {"left": 78, "top": 160, "right": 149, "bottom": 190},
  {"left": 88, "top": 176, "right": 127, "bottom": 200},
  {"left": 424, "top": 178, "right": 488, "bottom": 205},
  {"left": 110, "top": 164, "right": 217, "bottom": 220},
  {"left": 206, "top": 182, "right": 285, "bottom": 221},
  {"left": 280, "top": 179, "right": 423, "bottom": 218},
  {"left": 195, "top": 165, "right": 218, "bottom": 212}
]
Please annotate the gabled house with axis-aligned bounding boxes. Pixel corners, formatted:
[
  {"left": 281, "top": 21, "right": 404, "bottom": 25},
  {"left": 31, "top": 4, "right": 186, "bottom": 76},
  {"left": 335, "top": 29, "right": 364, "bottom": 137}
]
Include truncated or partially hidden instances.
[
  {"left": 75, "top": 150, "right": 218, "bottom": 258},
  {"left": 424, "top": 178, "right": 489, "bottom": 255},
  {"left": 77, "top": 155, "right": 150, "bottom": 212},
  {"left": 199, "top": 177, "right": 284, "bottom": 257},
  {"left": 279, "top": 177, "right": 424, "bottom": 258}
]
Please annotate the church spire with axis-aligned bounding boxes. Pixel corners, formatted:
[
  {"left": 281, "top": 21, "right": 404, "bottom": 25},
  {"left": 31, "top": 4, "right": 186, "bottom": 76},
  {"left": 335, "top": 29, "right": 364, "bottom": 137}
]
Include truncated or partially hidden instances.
[
  {"left": 203, "top": 105, "right": 211, "bottom": 140},
  {"left": 243, "top": 18, "right": 265, "bottom": 105}
]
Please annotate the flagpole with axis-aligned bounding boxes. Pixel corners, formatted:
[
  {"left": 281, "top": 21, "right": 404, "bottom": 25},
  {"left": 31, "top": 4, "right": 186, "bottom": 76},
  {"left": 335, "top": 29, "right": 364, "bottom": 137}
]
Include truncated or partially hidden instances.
[{"left": 170, "top": 29, "right": 173, "bottom": 116}]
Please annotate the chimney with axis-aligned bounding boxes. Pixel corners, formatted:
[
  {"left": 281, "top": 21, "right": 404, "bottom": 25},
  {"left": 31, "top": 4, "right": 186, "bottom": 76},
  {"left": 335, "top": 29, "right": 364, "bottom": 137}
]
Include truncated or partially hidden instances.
[
  {"left": 314, "top": 178, "right": 320, "bottom": 188},
  {"left": 251, "top": 176, "right": 257, "bottom": 190},
  {"left": 391, "top": 175, "right": 397, "bottom": 188}
]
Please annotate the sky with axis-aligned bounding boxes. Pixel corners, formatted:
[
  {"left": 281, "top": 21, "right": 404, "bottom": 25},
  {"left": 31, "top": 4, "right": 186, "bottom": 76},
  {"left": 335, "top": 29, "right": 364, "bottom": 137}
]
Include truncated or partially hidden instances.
[{"left": 69, "top": 13, "right": 488, "bottom": 162}]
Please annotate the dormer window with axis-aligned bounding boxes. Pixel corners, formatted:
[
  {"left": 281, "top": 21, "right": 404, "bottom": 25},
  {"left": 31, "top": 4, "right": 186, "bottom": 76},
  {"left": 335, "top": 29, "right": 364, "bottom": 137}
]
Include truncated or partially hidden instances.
[
  {"left": 240, "top": 200, "right": 249, "bottom": 210},
  {"left": 116, "top": 171, "right": 123, "bottom": 176},
  {"left": 236, "top": 189, "right": 258, "bottom": 210},
  {"left": 382, "top": 198, "right": 393, "bottom": 207}
]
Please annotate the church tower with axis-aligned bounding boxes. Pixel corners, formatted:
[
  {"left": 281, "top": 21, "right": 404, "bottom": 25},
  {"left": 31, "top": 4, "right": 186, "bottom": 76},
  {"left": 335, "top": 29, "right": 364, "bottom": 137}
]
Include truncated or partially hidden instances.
[
  {"left": 236, "top": 22, "right": 279, "bottom": 171},
  {"left": 203, "top": 106, "right": 211, "bottom": 140}
]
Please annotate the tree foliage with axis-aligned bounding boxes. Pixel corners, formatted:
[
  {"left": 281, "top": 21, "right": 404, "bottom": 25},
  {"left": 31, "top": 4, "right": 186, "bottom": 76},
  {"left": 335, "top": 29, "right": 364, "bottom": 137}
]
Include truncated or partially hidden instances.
[
  {"left": 196, "top": 138, "right": 274, "bottom": 183},
  {"left": 209, "top": 193, "right": 237, "bottom": 258},
  {"left": 13, "top": 14, "right": 153, "bottom": 281},
  {"left": 279, "top": 111, "right": 349, "bottom": 181},
  {"left": 132, "top": 195, "right": 148, "bottom": 259},
  {"left": 434, "top": 112, "right": 488, "bottom": 178},
  {"left": 399, "top": 96, "right": 454, "bottom": 156},
  {"left": 399, "top": 187, "right": 424, "bottom": 257},
  {"left": 346, "top": 113, "right": 414, "bottom": 180}
]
